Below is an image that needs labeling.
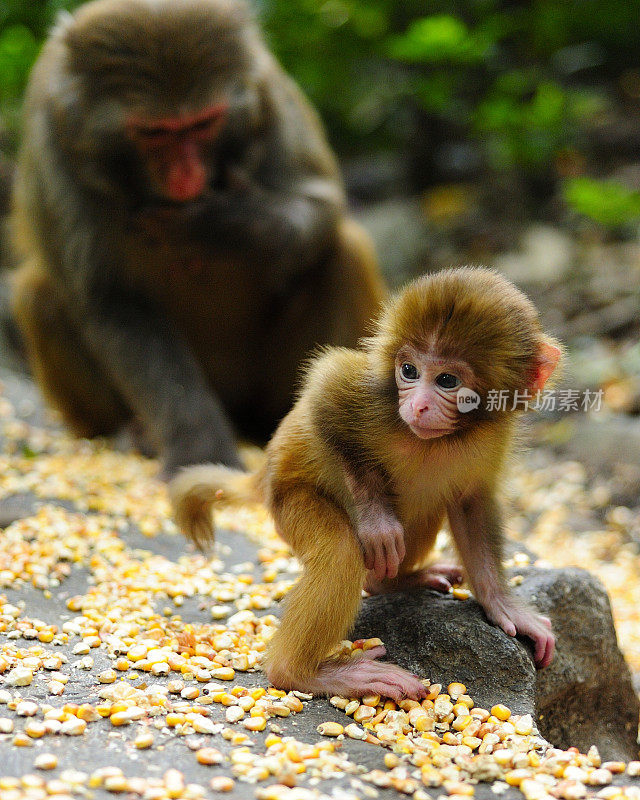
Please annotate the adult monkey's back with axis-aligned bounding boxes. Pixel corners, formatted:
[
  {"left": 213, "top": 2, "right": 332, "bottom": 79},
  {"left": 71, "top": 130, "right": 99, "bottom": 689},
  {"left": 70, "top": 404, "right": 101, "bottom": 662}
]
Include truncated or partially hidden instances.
[{"left": 11, "top": 0, "right": 384, "bottom": 476}]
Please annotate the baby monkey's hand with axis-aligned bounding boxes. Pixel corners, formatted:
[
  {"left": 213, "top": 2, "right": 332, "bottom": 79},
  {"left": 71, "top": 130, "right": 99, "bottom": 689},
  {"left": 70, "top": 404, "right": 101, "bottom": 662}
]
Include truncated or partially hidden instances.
[{"left": 357, "top": 511, "right": 406, "bottom": 581}]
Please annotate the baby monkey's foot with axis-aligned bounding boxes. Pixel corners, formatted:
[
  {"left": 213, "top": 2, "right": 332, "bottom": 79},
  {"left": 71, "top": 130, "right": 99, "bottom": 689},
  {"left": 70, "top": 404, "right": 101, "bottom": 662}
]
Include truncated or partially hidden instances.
[
  {"left": 482, "top": 595, "right": 555, "bottom": 669},
  {"left": 313, "top": 647, "right": 427, "bottom": 702},
  {"left": 408, "top": 562, "right": 464, "bottom": 592},
  {"left": 267, "top": 646, "right": 427, "bottom": 702},
  {"left": 365, "top": 562, "right": 463, "bottom": 595}
]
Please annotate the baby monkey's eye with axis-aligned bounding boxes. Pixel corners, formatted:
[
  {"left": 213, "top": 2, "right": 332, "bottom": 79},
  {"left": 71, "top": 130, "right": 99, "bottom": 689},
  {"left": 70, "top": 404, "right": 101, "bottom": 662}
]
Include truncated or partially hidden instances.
[
  {"left": 435, "top": 373, "right": 461, "bottom": 389},
  {"left": 401, "top": 363, "right": 419, "bottom": 380}
]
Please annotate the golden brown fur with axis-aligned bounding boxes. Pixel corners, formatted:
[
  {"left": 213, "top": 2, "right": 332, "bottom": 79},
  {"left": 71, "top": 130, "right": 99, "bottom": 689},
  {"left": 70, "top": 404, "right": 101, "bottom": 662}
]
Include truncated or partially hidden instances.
[{"left": 172, "top": 267, "right": 561, "bottom": 698}]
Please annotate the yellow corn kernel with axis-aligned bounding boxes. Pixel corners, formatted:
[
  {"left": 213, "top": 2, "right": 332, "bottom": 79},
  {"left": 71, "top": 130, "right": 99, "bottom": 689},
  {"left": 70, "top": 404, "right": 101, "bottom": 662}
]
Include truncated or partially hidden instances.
[
  {"left": 505, "top": 769, "right": 531, "bottom": 786},
  {"left": 414, "top": 716, "right": 434, "bottom": 732},
  {"left": 134, "top": 731, "right": 154, "bottom": 749},
  {"left": 210, "top": 776, "right": 235, "bottom": 792},
  {"left": 461, "top": 736, "right": 482, "bottom": 750},
  {"left": 243, "top": 716, "right": 266, "bottom": 732},
  {"left": 453, "top": 715, "right": 473, "bottom": 731},
  {"left": 317, "top": 722, "right": 344, "bottom": 737},
  {"left": 491, "top": 704, "right": 511, "bottom": 721}
]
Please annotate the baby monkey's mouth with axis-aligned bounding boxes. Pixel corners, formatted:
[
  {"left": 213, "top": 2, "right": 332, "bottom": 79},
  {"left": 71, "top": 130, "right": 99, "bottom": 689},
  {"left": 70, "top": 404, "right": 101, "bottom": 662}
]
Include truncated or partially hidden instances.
[{"left": 408, "top": 423, "right": 455, "bottom": 440}]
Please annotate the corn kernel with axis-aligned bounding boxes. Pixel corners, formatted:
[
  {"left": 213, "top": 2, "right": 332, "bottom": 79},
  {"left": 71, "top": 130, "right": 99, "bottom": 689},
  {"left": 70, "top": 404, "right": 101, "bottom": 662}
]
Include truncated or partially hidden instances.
[
  {"left": 133, "top": 731, "right": 154, "bottom": 750},
  {"left": 505, "top": 769, "right": 531, "bottom": 786},
  {"left": 514, "top": 713, "right": 533, "bottom": 735},
  {"left": 211, "top": 667, "right": 235, "bottom": 681},
  {"left": 353, "top": 705, "right": 375, "bottom": 723},
  {"left": 24, "top": 721, "right": 46, "bottom": 739},
  {"left": 34, "top": 753, "right": 58, "bottom": 770},
  {"left": 196, "top": 748, "right": 223, "bottom": 765},
  {"left": 104, "top": 774, "right": 129, "bottom": 792},
  {"left": 243, "top": 716, "right": 266, "bottom": 731},
  {"left": 210, "top": 776, "right": 235, "bottom": 792},
  {"left": 317, "top": 721, "right": 344, "bottom": 736},
  {"left": 345, "top": 700, "right": 360, "bottom": 716},
  {"left": 98, "top": 669, "right": 117, "bottom": 684},
  {"left": 491, "top": 704, "right": 511, "bottom": 721}
]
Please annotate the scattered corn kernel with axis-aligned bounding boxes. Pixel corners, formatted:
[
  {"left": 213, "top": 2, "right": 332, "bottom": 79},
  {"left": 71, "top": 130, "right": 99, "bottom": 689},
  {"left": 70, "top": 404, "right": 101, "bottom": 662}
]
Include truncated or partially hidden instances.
[
  {"left": 210, "top": 776, "right": 235, "bottom": 792},
  {"left": 344, "top": 723, "right": 366, "bottom": 740},
  {"left": 211, "top": 667, "right": 235, "bottom": 681},
  {"left": 317, "top": 722, "right": 344, "bottom": 737},
  {"left": 491, "top": 704, "right": 511, "bottom": 721},
  {"left": 134, "top": 731, "right": 154, "bottom": 749},
  {"left": 514, "top": 714, "right": 533, "bottom": 735},
  {"left": 34, "top": 753, "right": 58, "bottom": 770},
  {"left": 0, "top": 717, "right": 14, "bottom": 733},
  {"left": 243, "top": 716, "right": 267, "bottom": 732},
  {"left": 225, "top": 706, "right": 245, "bottom": 723},
  {"left": 24, "top": 721, "right": 46, "bottom": 738},
  {"left": 196, "top": 748, "right": 224, "bottom": 765}
]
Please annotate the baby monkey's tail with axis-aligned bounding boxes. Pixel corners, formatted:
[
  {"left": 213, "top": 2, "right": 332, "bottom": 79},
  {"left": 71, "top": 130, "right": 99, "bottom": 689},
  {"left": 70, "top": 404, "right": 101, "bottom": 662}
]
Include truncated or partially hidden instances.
[{"left": 170, "top": 465, "right": 263, "bottom": 552}]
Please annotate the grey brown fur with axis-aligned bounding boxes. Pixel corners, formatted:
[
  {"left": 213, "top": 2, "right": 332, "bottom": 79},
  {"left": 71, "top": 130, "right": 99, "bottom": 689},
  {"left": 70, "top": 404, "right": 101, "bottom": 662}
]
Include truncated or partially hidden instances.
[{"left": 10, "top": 0, "right": 384, "bottom": 474}]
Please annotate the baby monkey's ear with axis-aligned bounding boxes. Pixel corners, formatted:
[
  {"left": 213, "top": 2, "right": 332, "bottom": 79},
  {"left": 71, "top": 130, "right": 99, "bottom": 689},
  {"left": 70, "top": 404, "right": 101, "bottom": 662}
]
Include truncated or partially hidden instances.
[{"left": 529, "top": 340, "right": 563, "bottom": 393}]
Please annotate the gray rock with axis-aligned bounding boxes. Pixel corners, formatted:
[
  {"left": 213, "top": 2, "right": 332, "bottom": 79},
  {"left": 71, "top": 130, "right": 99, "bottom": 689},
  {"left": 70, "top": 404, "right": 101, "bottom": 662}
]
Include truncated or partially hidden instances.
[{"left": 354, "top": 565, "right": 639, "bottom": 760}]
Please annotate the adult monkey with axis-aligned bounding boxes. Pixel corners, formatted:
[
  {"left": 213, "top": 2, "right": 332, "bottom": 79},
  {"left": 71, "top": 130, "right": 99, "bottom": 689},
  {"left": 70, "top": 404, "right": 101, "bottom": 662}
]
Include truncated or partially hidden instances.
[{"left": 11, "top": 0, "right": 384, "bottom": 475}]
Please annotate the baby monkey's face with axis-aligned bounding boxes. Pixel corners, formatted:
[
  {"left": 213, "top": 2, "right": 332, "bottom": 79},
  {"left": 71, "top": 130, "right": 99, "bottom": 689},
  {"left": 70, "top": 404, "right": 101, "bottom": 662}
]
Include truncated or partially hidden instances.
[{"left": 394, "top": 343, "right": 475, "bottom": 440}]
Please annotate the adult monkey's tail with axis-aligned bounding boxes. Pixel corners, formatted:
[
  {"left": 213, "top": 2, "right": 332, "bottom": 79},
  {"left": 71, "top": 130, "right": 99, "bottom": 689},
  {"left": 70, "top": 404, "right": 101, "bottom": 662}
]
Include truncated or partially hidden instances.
[{"left": 170, "top": 465, "right": 263, "bottom": 552}]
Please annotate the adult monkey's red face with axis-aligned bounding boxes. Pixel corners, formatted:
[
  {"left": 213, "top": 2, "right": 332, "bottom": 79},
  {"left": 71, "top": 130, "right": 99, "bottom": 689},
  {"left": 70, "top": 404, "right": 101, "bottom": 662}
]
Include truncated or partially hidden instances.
[
  {"left": 60, "top": 0, "right": 259, "bottom": 204},
  {"left": 126, "top": 102, "right": 229, "bottom": 203}
]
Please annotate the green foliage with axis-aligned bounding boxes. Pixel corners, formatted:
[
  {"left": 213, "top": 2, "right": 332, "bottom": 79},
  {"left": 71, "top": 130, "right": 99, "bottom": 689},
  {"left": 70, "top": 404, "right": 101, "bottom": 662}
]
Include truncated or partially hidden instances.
[
  {"left": 386, "top": 7, "right": 607, "bottom": 175},
  {"left": 1, "top": 0, "right": 638, "bottom": 229},
  {"left": 563, "top": 178, "right": 640, "bottom": 228},
  {"left": 387, "top": 15, "right": 489, "bottom": 64},
  {"left": 0, "top": 24, "right": 39, "bottom": 105},
  {"left": 260, "top": 0, "right": 639, "bottom": 184},
  {"left": 0, "top": 0, "right": 83, "bottom": 138},
  {"left": 259, "top": 0, "right": 405, "bottom": 152}
]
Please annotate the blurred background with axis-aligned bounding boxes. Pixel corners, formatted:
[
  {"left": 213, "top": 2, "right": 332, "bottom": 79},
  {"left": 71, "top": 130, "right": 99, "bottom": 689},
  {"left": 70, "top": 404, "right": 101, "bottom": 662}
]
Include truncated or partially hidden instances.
[
  {"left": 0, "top": 1, "right": 639, "bottom": 674},
  {"left": 2, "top": 2, "right": 640, "bottom": 321}
]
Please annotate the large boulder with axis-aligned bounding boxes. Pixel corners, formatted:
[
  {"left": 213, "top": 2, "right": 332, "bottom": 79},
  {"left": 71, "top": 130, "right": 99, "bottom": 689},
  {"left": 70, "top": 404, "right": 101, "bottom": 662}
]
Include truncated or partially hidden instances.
[{"left": 354, "top": 565, "right": 639, "bottom": 761}]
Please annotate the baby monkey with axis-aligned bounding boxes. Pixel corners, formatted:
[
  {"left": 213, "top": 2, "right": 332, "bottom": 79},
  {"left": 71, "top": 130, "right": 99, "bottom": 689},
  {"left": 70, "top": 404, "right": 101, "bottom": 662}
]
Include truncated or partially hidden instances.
[{"left": 171, "top": 267, "right": 562, "bottom": 700}]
